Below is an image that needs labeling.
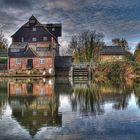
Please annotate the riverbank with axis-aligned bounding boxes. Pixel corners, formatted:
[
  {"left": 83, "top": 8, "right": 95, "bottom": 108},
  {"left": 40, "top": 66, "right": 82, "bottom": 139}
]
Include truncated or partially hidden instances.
[{"left": 93, "top": 61, "right": 138, "bottom": 82}]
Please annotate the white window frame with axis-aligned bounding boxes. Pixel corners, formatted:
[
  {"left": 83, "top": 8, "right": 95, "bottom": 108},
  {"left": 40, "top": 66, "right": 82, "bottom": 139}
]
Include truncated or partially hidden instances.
[
  {"left": 32, "top": 37, "right": 37, "bottom": 42},
  {"left": 43, "top": 36, "right": 48, "bottom": 41},
  {"left": 39, "top": 58, "right": 45, "bottom": 64},
  {"left": 32, "top": 27, "right": 36, "bottom": 31},
  {"left": 16, "top": 58, "right": 21, "bottom": 64}
]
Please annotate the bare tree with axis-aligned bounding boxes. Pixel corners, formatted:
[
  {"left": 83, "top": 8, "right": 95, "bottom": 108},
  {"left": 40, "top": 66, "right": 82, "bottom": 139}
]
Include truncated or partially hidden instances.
[
  {"left": 0, "top": 30, "right": 8, "bottom": 50},
  {"left": 112, "top": 38, "right": 128, "bottom": 50},
  {"left": 67, "top": 30, "right": 104, "bottom": 64}
]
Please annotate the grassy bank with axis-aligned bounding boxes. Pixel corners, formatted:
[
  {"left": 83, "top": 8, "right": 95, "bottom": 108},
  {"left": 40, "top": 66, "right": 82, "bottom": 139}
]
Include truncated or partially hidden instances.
[{"left": 93, "top": 61, "right": 136, "bottom": 82}]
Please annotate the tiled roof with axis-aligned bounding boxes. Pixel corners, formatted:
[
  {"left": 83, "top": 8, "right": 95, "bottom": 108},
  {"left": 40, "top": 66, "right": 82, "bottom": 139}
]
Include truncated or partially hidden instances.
[
  {"left": 24, "top": 48, "right": 36, "bottom": 57},
  {"left": 8, "top": 48, "right": 25, "bottom": 57},
  {"left": 101, "top": 46, "right": 126, "bottom": 55},
  {"left": 9, "top": 43, "right": 36, "bottom": 58},
  {"left": 10, "top": 42, "right": 28, "bottom": 48}
]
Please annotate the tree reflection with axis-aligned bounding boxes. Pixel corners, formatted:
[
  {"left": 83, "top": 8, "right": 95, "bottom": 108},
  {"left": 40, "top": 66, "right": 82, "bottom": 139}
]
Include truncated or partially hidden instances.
[
  {"left": 71, "top": 84, "right": 104, "bottom": 115},
  {"left": 134, "top": 80, "right": 140, "bottom": 107},
  {"left": 0, "top": 81, "right": 8, "bottom": 119},
  {"left": 97, "top": 79, "right": 132, "bottom": 111},
  {"left": 71, "top": 79, "right": 133, "bottom": 115}
]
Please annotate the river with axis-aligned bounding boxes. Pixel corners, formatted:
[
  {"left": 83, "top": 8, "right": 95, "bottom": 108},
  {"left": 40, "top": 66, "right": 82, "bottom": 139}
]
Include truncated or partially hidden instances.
[{"left": 0, "top": 77, "right": 140, "bottom": 140}]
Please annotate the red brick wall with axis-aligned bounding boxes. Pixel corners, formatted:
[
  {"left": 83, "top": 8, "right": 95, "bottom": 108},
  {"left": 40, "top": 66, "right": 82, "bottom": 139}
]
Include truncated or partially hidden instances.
[
  {"left": 9, "top": 82, "right": 53, "bottom": 96},
  {"left": 9, "top": 57, "right": 54, "bottom": 71}
]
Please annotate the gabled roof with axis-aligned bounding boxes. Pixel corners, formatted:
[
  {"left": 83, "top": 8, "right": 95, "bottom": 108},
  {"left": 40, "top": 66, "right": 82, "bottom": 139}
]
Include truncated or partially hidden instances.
[
  {"left": 9, "top": 43, "right": 36, "bottom": 58},
  {"left": 101, "top": 46, "right": 126, "bottom": 55},
  {"left": 11, "top": 15, "right": 61, "bottom": 41},
  {"left": 29, "top": 15, "right": 36, "bottom": 20},
  {"left": 24, "top": 47, "right": 36, "bottom": 57},
  {"left": 8, "top": 48, "right": 25, "bottom": 58}
]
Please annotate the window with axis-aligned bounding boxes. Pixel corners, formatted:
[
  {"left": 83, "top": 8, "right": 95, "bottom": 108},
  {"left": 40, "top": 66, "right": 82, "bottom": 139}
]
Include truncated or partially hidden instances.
[
  {"left": 11, "top": 49, "right": 20, "bottom": 52},
  {"left": 39, "top": 58, "right": 45, "bottom": 64},
  {"left": 52, "top": 28, "right": 55, "bottom": 31},
  {"left": 21, "top": 37, "right": 24, "bottom": 42},
  {"left": 16, "top": 88, "right": 21, "bottom": 95},
  {"left": 16, "top": 58, "right": 21, "bottom": 64},
  {"left": 36, "top": 47, "right": 49, "bottom": 52},
  {"left": 40, "top": 88, "right": 45, "bottom": 96},
  {"left": 32, "top": 27, "right": 36, "bottom": 31},
  {"left": 43, "top": 36, "right": 48, "bottom": 41},
  {"left": 32, "top": 37, "right": 37, "bottom": 42}
]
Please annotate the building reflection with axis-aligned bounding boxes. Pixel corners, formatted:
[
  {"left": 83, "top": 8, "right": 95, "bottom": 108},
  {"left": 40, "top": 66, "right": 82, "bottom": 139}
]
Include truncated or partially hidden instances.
[
  {"left": 9, "top": 79, "right": 54, "bottom": 96},
  {"left": 8, "top": 78, "right": 62, "bottom": 137}
]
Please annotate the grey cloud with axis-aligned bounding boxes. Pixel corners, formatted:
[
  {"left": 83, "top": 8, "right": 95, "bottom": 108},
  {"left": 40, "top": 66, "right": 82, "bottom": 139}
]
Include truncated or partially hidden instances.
[
  {"left": 1, "top": 0, "right": 32, "bottom": 8},
  {"left": 0, "top": 0, "right": 140, "bottom": 49}
]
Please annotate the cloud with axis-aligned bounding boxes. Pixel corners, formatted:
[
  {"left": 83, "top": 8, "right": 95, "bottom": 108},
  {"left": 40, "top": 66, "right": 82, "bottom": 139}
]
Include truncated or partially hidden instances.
[
  {"left": 0, "top": 0, "right": 140, "bottom": 50},
  {"left": 1, "top": 0, "right": 32, "bottom": 9}
]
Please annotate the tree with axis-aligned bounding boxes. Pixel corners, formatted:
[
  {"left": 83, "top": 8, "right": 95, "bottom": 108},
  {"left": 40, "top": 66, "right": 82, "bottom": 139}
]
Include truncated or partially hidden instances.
[
  {"left": 112, "top": 38, "right": 128, "bottom": 50},
  {"left": 134, "top": 43, "right": 140, "bottom": 63},
  {"left": 67, "top": 30, "right": 104, "bottom": 64},
  {"left": 0, "top": 30, "right": 8, "bottom": 50}
]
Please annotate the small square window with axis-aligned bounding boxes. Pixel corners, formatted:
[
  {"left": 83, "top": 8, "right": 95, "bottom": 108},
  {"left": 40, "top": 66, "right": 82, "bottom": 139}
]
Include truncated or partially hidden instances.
[
  {"left": 43, "top": 37, "right": 48, "bottom": 41},
  {"left": 40, "top": 58, "right": 45, "bottom": 64},
  {"left": 40, "top": 88, "right": 45, "bottom": 96},
  {"left": 32, "top": 27, "right": 36, "bottom": 31},
  {"left": 52, "top": 28, "right": 55, "bottom": 31},
  {"left": 16, "top": 58, "right": 21, "bottom": 64},
  {"left": 32, "top": 37, "right": 37, "bottom": 42}
]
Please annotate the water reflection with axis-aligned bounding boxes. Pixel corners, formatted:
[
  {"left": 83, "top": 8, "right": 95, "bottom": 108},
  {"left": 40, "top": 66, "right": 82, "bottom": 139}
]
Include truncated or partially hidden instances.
[
  {"left": 0, "top": 77, "right": 140, "bottom": 139},
  {"left": 71, "top": 79, "right": 133, "bottom": 116},
  {"left": 7, "top": 79, "right": 61, "bottom": 137}
]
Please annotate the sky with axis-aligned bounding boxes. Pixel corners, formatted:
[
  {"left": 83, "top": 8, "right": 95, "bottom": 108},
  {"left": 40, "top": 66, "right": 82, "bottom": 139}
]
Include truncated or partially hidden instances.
[{"left": 0, "top": 0, "right": 140, "bottom": 52}]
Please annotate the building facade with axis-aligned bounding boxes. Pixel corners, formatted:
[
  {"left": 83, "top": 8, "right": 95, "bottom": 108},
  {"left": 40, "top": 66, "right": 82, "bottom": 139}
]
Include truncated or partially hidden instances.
[{"left": 9, "top": 15, "right": 62, "bottom": 75}]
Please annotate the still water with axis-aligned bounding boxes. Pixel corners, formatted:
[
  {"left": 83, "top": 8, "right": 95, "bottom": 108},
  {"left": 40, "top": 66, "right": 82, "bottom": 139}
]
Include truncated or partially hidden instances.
[{"left": 0, "top": 77, "right": 140, "bottom": 140}]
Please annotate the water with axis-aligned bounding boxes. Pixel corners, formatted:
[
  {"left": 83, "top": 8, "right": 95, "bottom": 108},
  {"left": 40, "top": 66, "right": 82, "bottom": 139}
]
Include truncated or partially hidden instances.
[{"left": 0, "top": 78, "right": 140, "bottom": 140}]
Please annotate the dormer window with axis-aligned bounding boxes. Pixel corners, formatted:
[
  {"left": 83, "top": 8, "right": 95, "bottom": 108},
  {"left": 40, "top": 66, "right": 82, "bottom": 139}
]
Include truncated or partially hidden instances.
[
  {"left": 52, "top": 28, "right": 55, "bottom": 31},
  {"left": 32, "top": 27, "right": 36, "bottom": 31},
  {"left": 21, "top": 37, "right": 24, "bottom": 42},
  {"left": 11, "top": 48, "right": 20, "bottom": 52},
  {"left": 43, "top": 36, "right": 48, "bottom": 41},
  {"left": 32, "top": 37, "right": 37, "bottom": 42}
]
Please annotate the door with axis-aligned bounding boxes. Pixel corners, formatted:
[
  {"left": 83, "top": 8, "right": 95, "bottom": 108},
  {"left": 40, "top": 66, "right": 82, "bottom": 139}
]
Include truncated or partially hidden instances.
[{"left": 27, "top": 59, "right": 33, "bottom": 70}]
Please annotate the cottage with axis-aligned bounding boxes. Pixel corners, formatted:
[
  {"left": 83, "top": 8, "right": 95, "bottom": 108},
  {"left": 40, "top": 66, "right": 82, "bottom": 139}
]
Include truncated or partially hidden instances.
[
  {"left": 9, "top": 15, "right": 62, "bottom": 75},
  {"left": 100, "top": 46, "right": 126, "bottom": 62}
]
